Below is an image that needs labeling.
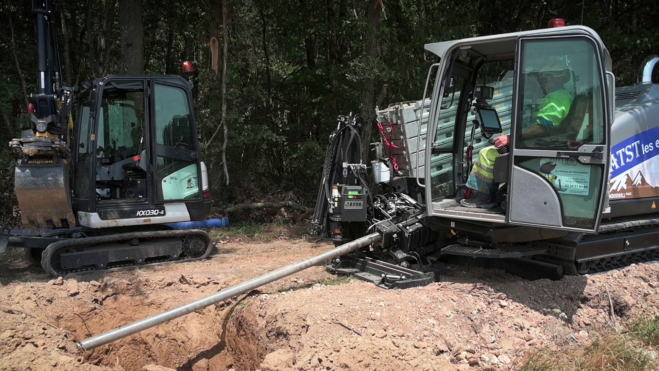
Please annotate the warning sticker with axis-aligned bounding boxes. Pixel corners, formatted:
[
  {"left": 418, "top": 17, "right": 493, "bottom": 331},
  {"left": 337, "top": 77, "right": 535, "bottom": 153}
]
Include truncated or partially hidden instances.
[{"left": 539, "top": 158, "right": 592, "bottom": 196}]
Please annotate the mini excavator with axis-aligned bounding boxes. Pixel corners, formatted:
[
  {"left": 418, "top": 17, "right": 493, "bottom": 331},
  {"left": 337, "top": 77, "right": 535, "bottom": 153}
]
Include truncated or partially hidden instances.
[{"left": 1, "top": 0, "right": 213, "bottom": 276}]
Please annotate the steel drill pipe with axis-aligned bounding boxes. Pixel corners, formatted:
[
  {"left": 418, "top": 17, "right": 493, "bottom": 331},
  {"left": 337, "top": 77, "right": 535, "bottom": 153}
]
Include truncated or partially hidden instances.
[{"left": 78, "top": 232, "right": 381, "bottom": 351}]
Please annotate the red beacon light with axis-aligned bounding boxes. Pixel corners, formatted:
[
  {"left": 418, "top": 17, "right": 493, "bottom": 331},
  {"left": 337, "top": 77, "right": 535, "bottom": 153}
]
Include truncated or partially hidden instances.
[
  {"left": 182, "top": 61, "right": 195, "bottom": 74},
  {"left": 28, "top": 103, "right": 35, "bottom": 114},
  {"left": 548, "top": 18, "right": 566, "bottom": 28}
]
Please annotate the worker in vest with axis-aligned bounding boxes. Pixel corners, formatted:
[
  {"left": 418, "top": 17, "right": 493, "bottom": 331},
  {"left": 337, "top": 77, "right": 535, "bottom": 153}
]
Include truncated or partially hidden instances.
[{"left": 461, "top": 60, "right": 574, "bottom": 209}]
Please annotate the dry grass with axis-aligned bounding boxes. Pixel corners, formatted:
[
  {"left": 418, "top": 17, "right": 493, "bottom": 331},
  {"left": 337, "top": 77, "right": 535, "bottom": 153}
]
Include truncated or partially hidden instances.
[
  {"left": 519, "top": 317, "right": 659, "bottom": 371},
  {"left": 0, "top": 246, "right": 25, "bottom": 265},
  {"left": 518, "top": 351, "right": 556, "bottom": 371},
  {"left": 574, "top": 337, "right": 655, "bottom": 370}
]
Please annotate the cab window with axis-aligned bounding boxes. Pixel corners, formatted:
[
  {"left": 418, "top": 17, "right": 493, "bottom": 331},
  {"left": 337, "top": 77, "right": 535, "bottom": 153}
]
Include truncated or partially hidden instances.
[{"left": 516, "top": 38, "right": 605, "bottom": 149}]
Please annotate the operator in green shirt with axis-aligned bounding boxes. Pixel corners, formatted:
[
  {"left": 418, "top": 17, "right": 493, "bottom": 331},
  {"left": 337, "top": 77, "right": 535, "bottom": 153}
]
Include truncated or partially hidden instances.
[{"left": 461, "top": 60, "right": 574, "bottom": 209}]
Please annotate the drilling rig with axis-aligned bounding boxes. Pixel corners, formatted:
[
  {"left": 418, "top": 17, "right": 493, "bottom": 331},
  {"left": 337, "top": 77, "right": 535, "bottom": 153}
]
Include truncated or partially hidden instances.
[
  {"left": 312, "top": 20, "right": 659, "bottom": 285},
  {"left": 1, "top": 0, "right": 214, "bottom": 276}
]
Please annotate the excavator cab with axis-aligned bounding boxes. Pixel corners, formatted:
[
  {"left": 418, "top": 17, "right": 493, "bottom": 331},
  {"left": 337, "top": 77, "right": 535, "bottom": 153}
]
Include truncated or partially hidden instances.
[
  {"left": 13, "top": 75, "right": 211, "bottom": 230},
  {"left": 422, "top": 26, "right": 614, "bottom": 233},
  {"left": 72, "top": 75, "right": 211, "bottom": 228}
]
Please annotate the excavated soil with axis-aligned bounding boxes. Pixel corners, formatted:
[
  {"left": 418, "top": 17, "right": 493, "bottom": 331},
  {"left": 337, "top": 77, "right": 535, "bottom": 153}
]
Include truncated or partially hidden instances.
[{"left": 2, "top": 234, "right": 659, "bottom": 370}]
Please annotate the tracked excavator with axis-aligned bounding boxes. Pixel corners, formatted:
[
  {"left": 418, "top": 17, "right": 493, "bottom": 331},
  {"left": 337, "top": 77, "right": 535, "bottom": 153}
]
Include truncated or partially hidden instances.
[
  {"left": 73, "top": 19, "right": 659, "bottom": 351},
  {"left": 0, "top": 0, "right": 213, "bottom": 276}
]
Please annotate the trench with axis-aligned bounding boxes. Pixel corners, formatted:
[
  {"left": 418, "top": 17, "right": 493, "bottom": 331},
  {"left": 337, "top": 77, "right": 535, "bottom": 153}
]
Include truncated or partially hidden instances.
[{"left": 62, "top": 292, "right": 270, "bottom": 371}]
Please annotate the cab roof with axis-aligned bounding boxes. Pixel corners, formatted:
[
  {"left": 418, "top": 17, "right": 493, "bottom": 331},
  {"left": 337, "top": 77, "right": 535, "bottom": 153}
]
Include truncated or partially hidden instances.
[{"left": 424, "top": 25, "right": 610, "bottom": 70}]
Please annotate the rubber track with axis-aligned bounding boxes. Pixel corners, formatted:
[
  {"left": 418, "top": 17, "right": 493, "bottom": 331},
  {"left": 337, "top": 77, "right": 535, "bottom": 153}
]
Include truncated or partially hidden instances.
[
  {"left": 598, "top": 216, "right": 659, "bottom": 233},
  {"left": 586, "top": 247, "right": 659, "bottom": 274},
  {"left": 41, "top": 229, "right": 212, "bottom": 277},
  {"left": 582, "top": 219, "right": 659, "bottom": 274}
]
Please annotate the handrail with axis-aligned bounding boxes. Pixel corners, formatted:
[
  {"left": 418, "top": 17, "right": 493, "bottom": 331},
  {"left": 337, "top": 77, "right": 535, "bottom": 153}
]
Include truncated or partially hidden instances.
[{"left": 416, "top": 63, "right": 441, "bottom": 188}]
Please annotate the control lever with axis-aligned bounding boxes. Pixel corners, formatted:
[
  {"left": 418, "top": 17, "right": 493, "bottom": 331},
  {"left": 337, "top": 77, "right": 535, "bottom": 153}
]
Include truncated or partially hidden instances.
[{"left": 488, "top": 136, "right": 509, "bottom": 154}]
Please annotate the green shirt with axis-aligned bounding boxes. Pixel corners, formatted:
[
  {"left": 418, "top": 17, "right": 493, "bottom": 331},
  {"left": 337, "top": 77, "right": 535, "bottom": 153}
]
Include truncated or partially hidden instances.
[{"left": 535, "top": 89, "right": 574, "bottom": 132}]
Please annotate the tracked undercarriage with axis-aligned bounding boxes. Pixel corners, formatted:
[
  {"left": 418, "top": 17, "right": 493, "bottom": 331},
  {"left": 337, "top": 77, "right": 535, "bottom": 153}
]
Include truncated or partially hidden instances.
[{"left": 8, "top": 227, "right": 213, "bottom": 276}]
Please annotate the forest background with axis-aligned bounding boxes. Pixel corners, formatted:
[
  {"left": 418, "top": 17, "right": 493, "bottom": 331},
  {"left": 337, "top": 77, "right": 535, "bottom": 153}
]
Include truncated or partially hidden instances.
[{"left": 0, "top": 0, "right": 657, "bottom": 225}]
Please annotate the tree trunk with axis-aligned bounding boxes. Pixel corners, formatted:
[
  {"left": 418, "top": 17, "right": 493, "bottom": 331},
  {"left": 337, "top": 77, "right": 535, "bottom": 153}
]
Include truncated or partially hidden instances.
[
  {"left": 259, "top": 4, "right": 272, "bottom": 110},
  {"left": 100, "top": 0, "right": 118, "bottom": 75},
  {"left": 299, "top": 0, "right": 315, "bottom": 68},
  {"left": 59, "top": 1, "right": 73, "bottom": 86},
  {"left": 8, "top": 17, "right": 30, "bottom": 111},
  {"left": 210, "top": 37, "right": 219, "bottom": 74},
  {"left": 360, "top": 0, "right": 382, "bottom": 162},
  {"left": 165, "top": 29, "right": 175, "bottom": 74},
  {"left": 205, "top": 0, "right": 230, "bottom": 186},
  {"left": 0, "top": 107, "right": 14, "bottom": 139},
  {"left": 86, "top": 0, "right": 97, "bottom": 75},
  {"left": 221, "top": 0, "right": 230, "bottom": 185},
  {"left": 119, "top": 0, "right": 144, "bottom": 74},
  {"left": 326, "top": 0, "right": 339, "bottom": 117}
]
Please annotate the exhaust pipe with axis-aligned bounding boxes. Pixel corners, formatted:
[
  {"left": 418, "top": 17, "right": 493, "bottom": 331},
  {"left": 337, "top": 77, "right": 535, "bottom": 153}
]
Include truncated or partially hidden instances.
[
  {"left": 638, "top": 55, "right": 659, "bottom": 84},
  {"left": 77, "top": 232, "right": 381, "bottom": 351}
]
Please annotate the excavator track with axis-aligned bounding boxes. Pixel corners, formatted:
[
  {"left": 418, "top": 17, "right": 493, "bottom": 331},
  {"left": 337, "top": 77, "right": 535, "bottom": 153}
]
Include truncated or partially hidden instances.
[
  {"left": 578, "top": 219, "right": 659, "bottom": 274},
  {"left": 41, "top": 229, "right": 212, "bottom": 277},
  {"left": 582, "top": 248, "right": 659, "bottom": 274}
]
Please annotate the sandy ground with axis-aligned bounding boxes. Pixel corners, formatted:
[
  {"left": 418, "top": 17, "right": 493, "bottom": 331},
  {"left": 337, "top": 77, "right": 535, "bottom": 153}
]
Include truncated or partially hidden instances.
[{"left": 1, "top": 235, "right": 659, "bottom": 371}]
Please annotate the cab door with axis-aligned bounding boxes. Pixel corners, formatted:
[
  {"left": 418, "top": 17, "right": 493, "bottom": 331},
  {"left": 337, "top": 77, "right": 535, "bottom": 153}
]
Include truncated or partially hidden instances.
[
  {"left": 506, "top": 35, "right": 612, "bottom": 232},
  {"left": 150, "top": 79, "right": 202, "bottom": 204}
]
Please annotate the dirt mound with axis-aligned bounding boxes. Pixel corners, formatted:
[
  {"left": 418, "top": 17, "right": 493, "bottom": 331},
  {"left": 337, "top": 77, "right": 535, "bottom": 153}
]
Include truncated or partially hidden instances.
[
  {"left": 1, "top": 238, "right": 659, "bottom": 370},
  {"left": 246, "top": 263, "right": 659, "bottom": 370}
]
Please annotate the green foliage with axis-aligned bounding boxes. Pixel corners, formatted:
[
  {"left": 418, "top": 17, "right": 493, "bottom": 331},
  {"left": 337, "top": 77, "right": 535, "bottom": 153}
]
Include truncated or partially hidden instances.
[
  {"left": 630, "top": 316, "right": 659, "bottom": 347},
  {"left": 0, "top": 0, "right": 658, "bottom": 223}
]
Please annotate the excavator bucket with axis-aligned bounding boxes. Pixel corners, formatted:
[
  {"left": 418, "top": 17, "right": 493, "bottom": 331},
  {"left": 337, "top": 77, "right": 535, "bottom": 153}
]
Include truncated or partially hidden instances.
[{"left": 14, "top": 158, "right": 76, "bottom": 228}]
